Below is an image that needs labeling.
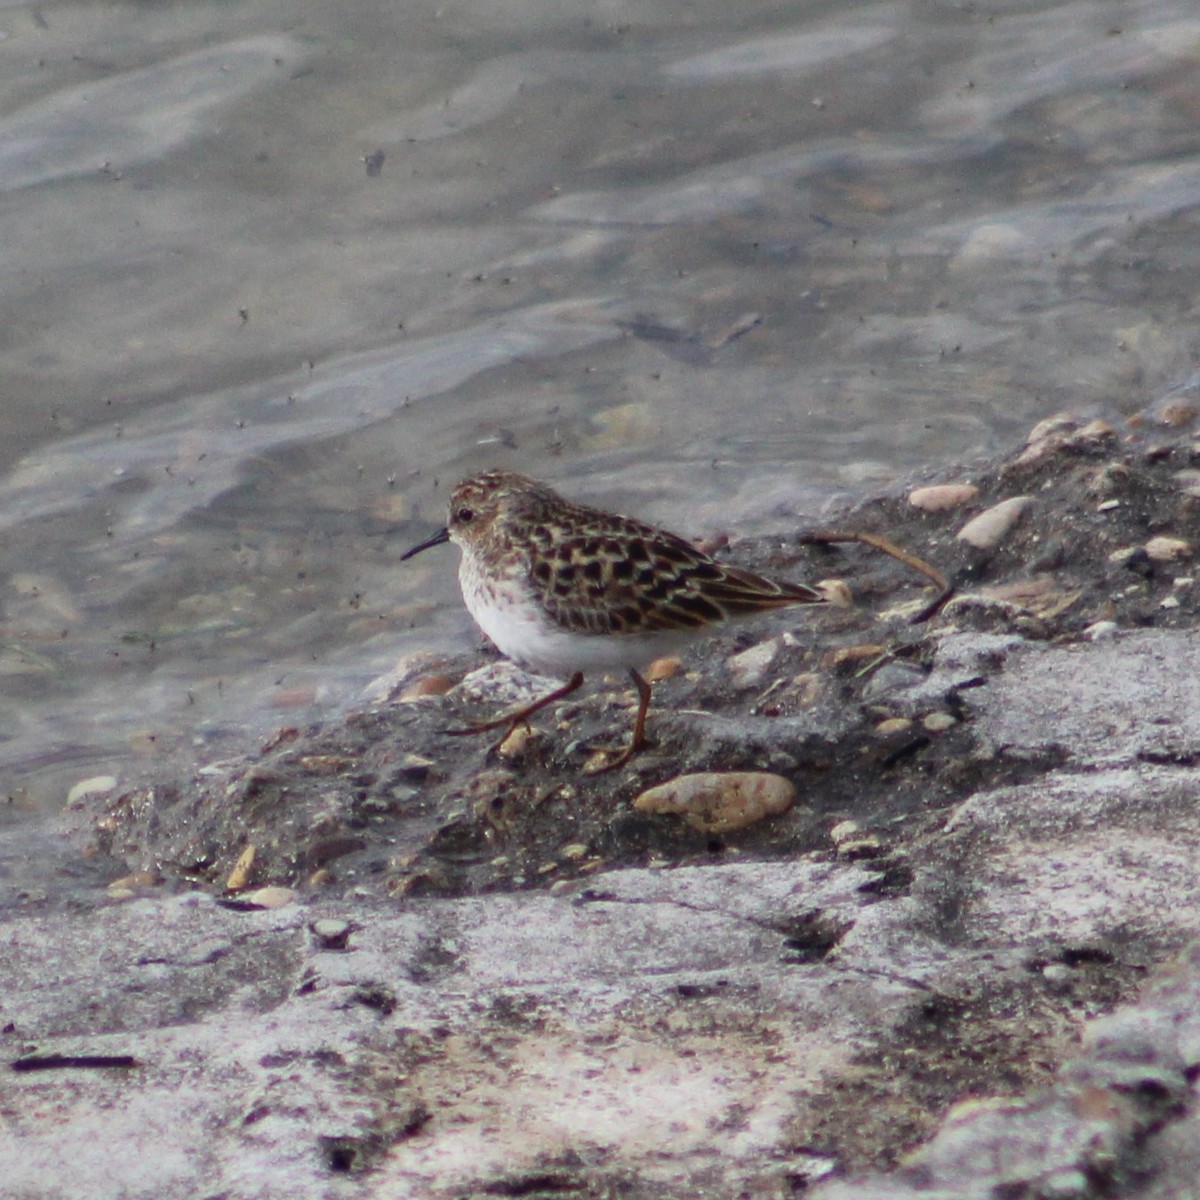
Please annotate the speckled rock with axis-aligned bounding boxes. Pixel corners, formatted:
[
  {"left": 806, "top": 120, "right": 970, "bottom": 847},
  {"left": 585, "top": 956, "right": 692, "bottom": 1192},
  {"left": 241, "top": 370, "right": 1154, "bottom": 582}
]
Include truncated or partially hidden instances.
[{"left": 633, "top": 771, "right": 797, "bottom": 833}]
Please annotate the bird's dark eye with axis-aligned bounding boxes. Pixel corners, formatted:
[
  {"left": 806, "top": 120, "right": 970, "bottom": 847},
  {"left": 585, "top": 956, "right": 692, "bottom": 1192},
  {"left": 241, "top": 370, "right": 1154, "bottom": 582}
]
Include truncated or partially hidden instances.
[{"left": 455, "top": 506, "right": 475, "bottom": 524}]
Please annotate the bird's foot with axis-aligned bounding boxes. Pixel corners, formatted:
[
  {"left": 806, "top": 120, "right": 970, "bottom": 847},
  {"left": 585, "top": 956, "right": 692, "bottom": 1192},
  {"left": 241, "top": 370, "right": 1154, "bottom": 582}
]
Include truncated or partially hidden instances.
[
  {"left": 579, "top": 735, "right": 649, "bottom": 775},
  {"left": 443, "top": 672, "right": 586, "bottom": 757},
  {"left": 444, "top": 714, "right": 530, "bottom": 760}
]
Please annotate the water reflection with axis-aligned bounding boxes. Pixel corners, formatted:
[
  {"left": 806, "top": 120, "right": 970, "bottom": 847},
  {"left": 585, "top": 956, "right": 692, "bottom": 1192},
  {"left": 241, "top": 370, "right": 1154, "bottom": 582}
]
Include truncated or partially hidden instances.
[
  {"left": 0, "top": 35, "right": 302, "bottom": 191},
  {"left": 0, "top": 0, "right": 1198, "bottom": 816}
]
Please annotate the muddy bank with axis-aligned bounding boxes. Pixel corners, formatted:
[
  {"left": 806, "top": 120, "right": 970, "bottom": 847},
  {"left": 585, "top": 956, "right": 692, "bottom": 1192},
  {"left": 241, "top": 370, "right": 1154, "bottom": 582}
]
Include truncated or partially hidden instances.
[{"left": 7, "top": 409, "right": 1200, "bottom": 1198}]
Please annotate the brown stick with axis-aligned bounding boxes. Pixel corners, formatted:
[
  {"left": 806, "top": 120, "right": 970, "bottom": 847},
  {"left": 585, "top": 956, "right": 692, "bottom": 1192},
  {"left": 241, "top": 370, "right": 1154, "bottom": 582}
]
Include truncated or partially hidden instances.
[
  {"left": 11, "top": 1054, "right": 138, "bottom": 1072},
  {"left": 799, "top": 529, "right": 956, "bottom": 623},
  {"left": 799, "top": 530, "right": 949, "bottom": 592}
]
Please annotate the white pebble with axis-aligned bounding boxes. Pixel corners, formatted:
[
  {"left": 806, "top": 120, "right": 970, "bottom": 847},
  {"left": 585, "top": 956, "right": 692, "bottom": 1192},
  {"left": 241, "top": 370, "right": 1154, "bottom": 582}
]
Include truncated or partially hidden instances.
[
  {"left": 828, "top": 820, "right": 861, "bottom": 846},
  {"left": 66, "top": 775, "right": 119, "bottom": 806},
  {"left": 955, "top": 496, "right": 1034, "bottom": 550},
  {"left": 726, "top": 638, "right": 779, "bottom": 689},
  {"left": 242, "top": 886, "right": 297, "bottom": 909},
  {"left": 908, "top": 483, "right": 978, "bottom": 512}
]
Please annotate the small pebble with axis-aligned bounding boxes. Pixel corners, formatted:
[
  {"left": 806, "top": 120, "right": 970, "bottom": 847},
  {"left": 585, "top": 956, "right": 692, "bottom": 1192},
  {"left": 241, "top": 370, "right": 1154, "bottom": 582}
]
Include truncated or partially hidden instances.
[
  {"left": 360, "top": 796, "right": 396, "bottom": 815},
  {"left": 923, "top": 711, "right": 957, "bottom": 732},
  {"left": 66, "top": 775, "right": 118, "bottom": 806},
  {"left": 361, "top": 651, "right": 445, "bottom": 702},
  {"left": 874, "top": 717, "right": 913, "bottom": 736},
  {"left": 455, "top": 662, "right": 557, "bottom": 707},
  {"left": 225, "top": 844, "right": 256, "bottom": 892},
  {"left": 828, "top": 819, "right": 861, "bottom": 846},
  {"left": 1143, "top": 535, "right": 1190, "bottom": 562},
  {"left": 1076, "top": 417, "right": 1116, "bottom": 442},
  {"left": 1095, "top": 499, "right": 1121, "bottom": 512},
  {"left": 644, "top": 656, "right": 683, "bottom": 682},
  {"left": 694, "top": 532, "right": 730, "bottom": 556},
  {"left": 829, "top": 819, "right": 884, "bottom": 857},
  {"left": 299, "top": 754, "right": 352, "bottom": 775},
  {"left": 839, "top": 834, "right": 884, "bottom": 859},
  {"left": 907, "top": 483, "right": 978, "bottom": 512},
  {"left": 793, "top": 672, "right": 823, "bottom": 705},
  {"left": 823, "top": 643, "right": 887, "bottom": 670},
  {"left": 633, "top": 771, "right": 796, "bottom": 834},
  {"left": 727, "top": 638, "right": 779, "bottom": 689},
  {"left": 242, "top": 886, "right": 297, "bottom": 909},
  {"left": 260, "top": 727, "right": 301, "bottom": 754},
  {"left": 1013, "top": 415, "right": 1114, "bottom": 467},
  {"left": 582, "top": 749, "right": 619, "bottom": 775},
  {"left": 1042, "top": 963, "right": 1073, "bottom": 986},
  {"left": 1173, "top": 468, "right": 1200, "bottom": 498},
  {"left": 106, "top": 870, "right": 160, "bottom": 893},
  {"left": 956, "top": 496, "right": 1034, "bottom": 550},
  {"left": 816, "top": 578, "right": 853, "bottom": 607},
  {"left": 1086, "top": 461, "right": 1130, "bottom": 498},
  {"left": 396, "top": 753, "right": 435, "bottom": 781},
  {"left": 398, "top": 673, "right": 455, "bottom": 702},
  {"left": 311, "top": 918, "right": 354, "bottom": 950},
  {"left": 497, "top": 724, "right": 534, "bottom": 760},
  {"left": 1024, "top": 413, "right": 1077, "bottom": 445},
  {"left": 1157, "top": 401, "right": 1199, "bottom": 428},
  {"left": 559, "top": 843, "right": 589, "bottom": 860}
]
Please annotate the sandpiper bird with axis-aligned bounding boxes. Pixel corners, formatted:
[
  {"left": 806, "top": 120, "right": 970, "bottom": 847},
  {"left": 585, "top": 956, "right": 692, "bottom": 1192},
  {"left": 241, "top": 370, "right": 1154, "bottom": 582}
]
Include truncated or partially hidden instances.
[{"left": 401, "top": 470, "right": 827, "bottom": 769}]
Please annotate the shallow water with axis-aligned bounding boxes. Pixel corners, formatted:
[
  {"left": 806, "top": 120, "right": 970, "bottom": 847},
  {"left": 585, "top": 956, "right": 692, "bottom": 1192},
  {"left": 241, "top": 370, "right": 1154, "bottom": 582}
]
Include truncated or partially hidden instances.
[{"left": 1, "top": 0, "right": 1199, "bottom": 819}]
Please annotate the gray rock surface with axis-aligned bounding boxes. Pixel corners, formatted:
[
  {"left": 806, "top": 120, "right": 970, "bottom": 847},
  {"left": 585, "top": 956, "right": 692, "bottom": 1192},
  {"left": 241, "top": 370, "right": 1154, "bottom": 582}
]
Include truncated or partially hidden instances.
[
  {"left": 6, "top": 626, "right": 1200, "bottom": 1198},
  {"left": 11, "top": 421, "right": 1200, "bottom": 1198}
]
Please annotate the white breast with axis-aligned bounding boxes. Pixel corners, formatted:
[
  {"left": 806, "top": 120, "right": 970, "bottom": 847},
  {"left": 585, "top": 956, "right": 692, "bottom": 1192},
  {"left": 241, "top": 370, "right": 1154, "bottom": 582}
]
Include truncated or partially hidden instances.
[{"left": 458, "top": 554, "right": 690, "bottom": 678}]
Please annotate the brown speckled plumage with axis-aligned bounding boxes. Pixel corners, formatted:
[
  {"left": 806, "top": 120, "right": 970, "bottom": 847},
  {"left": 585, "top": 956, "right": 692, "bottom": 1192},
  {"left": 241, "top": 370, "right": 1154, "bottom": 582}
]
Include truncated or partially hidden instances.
[
  {"left": 402, "top": 469, "right": 828, "bottom": 769},
  {"left": 444, "top": 470, "right": 823, "bottom": 638}
]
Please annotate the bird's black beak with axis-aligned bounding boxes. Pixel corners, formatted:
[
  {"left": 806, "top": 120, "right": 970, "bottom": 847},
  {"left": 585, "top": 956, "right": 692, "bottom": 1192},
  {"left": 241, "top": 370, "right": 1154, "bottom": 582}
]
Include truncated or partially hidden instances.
[{"left": 400, "top": 526, "right": 450, "bottom": 560}]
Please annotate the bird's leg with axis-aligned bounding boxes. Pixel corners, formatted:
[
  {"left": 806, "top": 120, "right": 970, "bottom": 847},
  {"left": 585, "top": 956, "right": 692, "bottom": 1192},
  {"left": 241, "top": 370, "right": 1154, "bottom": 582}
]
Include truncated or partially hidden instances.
[
  {"left": 588, "top": 668, "right": 653, "bottom": 774},
  {"left": 446, "top": 671, "right": 585, "bottom": 753}
]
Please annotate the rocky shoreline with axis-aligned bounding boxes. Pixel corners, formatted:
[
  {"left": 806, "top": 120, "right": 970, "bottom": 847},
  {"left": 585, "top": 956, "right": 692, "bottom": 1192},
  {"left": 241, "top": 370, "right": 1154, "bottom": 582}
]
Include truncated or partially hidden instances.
[{"left": 6, "top": 411, "right": 1200, "bottom": 1198}]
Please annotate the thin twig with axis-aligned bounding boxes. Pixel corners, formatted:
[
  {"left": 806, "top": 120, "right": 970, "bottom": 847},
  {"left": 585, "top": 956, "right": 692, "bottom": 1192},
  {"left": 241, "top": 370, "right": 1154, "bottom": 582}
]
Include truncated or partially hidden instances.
[
  {"left": 11, "top": 1054, "right": 139, "bottom": 1072},
  {"left": 799, "top": 530, "right": 949, "bottom": 591},
  {"left": 799, "top": 530, "right": 955, "bottom": 625}
]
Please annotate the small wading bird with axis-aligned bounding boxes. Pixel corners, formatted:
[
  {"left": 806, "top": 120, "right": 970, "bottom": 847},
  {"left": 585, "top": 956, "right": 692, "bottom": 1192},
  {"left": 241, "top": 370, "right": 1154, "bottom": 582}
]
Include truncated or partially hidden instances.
[{"left": 401, "top": 470, "right": 828, "bottom": 770}]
